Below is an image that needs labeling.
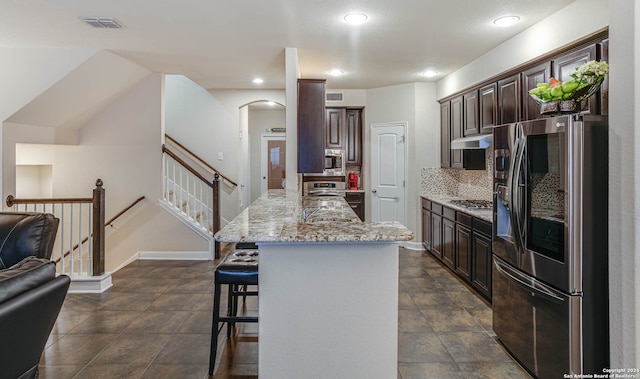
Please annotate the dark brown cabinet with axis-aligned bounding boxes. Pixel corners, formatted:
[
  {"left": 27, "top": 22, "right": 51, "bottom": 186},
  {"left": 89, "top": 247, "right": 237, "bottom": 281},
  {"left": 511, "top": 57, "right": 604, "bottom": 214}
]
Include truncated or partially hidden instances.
[
  {"left": 297, "top": 79, "right": 326, "bottom": 173},
  {"left": 600, "top": 39, "right": 609, "bottom": 115},
  {"left": 345, "top": 109, "right": 363, "bottom": 165},
  {"left": 442, "top": 216, "right": 456, "bottom": 270},
  {"left": 498, "top": 73, "right": 521, "bottom": 124},
  {"left": 455, "top": 224, "right": 472, "bottom": 282},
  {"left": 327, "top": 107, "right": 363, "bottom": 165},
  {"left": 431, "top": 212, "right": 443, "bottom": 261},
  {"left": 421, "top": 199, "right": 432, "bottom": 251},
  {"left": 421, "top": 197, "right": 493, "bottom": 302},
  {"left": 522, "top": 62, "right": 551, "bottom": 121},
  {"left": 450, "top": 96, "right": 464, "bottom": 169},
  {"left": 471, "top": 219, "right": 492, "bottom": 300},
  {"left": 440, "top": 102, "right": 451, "bottom": 168},
  {"left": 479, "top": 83, "right": 497, "bottom": 134},
  {"left": 463, "top": 89, "right": 480, "bottom": 136},
  {"left": 325, "top": 108, "right": 346, "bottom": 149},
  {"left": 553, "top": 44, "right": 599, "bottom": 115},
  {"left": 345, "top": 192, "right": 365, "bottom": 221}
]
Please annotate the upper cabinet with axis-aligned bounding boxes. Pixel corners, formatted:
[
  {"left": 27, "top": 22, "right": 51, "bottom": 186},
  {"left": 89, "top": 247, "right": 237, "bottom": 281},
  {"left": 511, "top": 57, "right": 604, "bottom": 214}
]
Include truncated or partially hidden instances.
[
  {"left": 437, "top": 31, "right": 608, "bottom": 168},
  {"left": 553, "top": 43, "right": 599, "bottom": 115},
  {"left": 345, "top": 109, "right": 363, "bottom": 165},
  {"left": 450, "top": 96, "right": 464, "bottom": 169},
  {"left": 325, "top": 108, "right": 346, "bottom": 149},
  {"left": 326, "top": 107, "right": 363, "bottom": 165},
  {"left": 497, "top": 73, "right": 521, "bottom": 124},
  {"left": 297, "top": 79, "right": 326, "bottom": 173},
  {"left": 463, "top": 89, "right": 480, "bottom": 136},
  {"left": 600, "top": 39, "right": 609, "bottom": 115},
  {"left": 479, "top": 83, "right": 497, "bottom": 134},
  {"left": 440, "top": 102, "right": 451, "bottom": 168},
  {"left": 522, "top": 62, "right": 551, "bottom": 121}
]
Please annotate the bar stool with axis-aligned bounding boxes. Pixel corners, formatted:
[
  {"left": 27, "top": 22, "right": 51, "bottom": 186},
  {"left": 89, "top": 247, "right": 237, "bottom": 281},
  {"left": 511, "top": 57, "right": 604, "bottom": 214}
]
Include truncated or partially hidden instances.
[{"left": 208, "top": 248, "right": 259, "bottom": 376}]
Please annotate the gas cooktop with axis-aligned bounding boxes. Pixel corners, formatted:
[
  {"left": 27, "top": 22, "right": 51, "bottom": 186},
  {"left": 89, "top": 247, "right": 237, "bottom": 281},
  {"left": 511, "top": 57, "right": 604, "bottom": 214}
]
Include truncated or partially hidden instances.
[{"left": 449, "top": 199, "right": 493, "bottom": 210}]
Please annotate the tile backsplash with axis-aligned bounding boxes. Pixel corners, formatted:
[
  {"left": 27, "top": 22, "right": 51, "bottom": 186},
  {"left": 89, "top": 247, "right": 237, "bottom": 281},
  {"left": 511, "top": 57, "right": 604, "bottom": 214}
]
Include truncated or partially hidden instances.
[{"left": 421, "top": 147, "right": 494, "bottom": 201}]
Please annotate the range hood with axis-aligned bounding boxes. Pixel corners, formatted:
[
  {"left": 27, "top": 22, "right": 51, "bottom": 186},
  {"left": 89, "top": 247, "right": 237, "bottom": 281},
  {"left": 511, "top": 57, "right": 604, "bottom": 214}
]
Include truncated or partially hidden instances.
[{"left": 451, "top": 134, "right": 493, "bottom": 149}]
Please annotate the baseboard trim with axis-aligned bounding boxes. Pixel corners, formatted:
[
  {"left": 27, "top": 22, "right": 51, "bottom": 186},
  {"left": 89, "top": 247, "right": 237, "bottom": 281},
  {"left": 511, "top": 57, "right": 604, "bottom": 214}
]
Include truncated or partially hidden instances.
[
  {"left": 402, "top": 241, "right": 425, "bottom": 251},
  {"left": 68, "top": 273, "right": 113, "bottom": 293},
  {"left": 138, "top": 250, "right": 212, "bottom": 260}
]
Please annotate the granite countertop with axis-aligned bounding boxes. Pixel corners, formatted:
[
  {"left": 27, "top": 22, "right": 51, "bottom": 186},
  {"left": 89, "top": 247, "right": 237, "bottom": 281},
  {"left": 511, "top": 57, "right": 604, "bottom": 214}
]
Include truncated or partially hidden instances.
[
  {"left": 345, "top": 189, "right": 365, "bottom": 193},
  {"left": 421, "top": 194, "right": 493, "bottom": 223},
  {"left": 215, "top": 190, "right": 414, "bottom": 243}
]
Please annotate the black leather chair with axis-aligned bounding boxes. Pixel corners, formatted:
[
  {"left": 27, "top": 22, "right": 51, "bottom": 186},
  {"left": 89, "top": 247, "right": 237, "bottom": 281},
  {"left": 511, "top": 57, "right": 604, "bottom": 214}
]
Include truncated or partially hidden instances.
[
  {"left": 0, "top": 212, "right": 68, "bottom": 379},
  {"left": 0, "top": 212, "right": 59, "bottom": 269}
]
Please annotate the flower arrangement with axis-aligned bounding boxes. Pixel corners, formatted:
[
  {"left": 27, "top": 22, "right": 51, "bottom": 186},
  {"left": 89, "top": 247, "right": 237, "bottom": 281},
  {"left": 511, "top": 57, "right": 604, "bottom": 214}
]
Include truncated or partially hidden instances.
[{"left": 528, "top": 60, "right": 608, "bottom": 104}]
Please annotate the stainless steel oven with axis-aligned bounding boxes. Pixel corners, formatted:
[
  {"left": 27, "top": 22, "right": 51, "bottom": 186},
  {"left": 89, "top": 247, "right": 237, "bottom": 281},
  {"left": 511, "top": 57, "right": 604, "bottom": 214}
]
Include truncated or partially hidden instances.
[{"left": 303, "top": 181, "right": 346, "bottom": 197}]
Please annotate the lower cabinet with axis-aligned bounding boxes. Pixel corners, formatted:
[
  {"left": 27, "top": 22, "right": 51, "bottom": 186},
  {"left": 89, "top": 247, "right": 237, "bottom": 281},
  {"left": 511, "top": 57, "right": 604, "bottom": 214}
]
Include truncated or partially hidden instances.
[
  {"left": 471, "top": 222, "right": 492, "bottom": 300},
  {"left": 442, "top": 218, "right": 456, "bottom": 270},
  {"left": 455, "top": 224, "right": 472, "bottom": 282},
  {"left": 421, "top": 197, "right": 493, "bottom": 302},
  {"left": 345, "top": 192, "right": 365, "bottom": 221}
]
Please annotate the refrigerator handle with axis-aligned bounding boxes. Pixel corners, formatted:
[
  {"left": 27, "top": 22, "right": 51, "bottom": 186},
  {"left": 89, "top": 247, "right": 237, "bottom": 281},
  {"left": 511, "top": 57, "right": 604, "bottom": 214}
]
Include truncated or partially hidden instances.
[
  {"left": 494, "top": 258, "right": 566, "bottom": 305},
  {"left": 509, "top": 132, "right": 526, "bottom": 253}
]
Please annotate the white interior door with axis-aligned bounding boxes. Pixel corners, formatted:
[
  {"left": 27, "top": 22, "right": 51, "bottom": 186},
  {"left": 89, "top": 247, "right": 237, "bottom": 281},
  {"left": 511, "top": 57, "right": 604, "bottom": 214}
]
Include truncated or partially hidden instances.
[
  {"left": 370, "top": 122, "right": 406, "bottom": 223},
  {"left": 261, "top": 134, "right": 286, "bottom": 194}
]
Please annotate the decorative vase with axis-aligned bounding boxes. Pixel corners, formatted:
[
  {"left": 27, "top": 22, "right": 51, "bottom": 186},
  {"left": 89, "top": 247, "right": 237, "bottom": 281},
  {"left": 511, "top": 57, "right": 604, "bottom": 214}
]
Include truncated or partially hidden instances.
[{"left": 531, "top": 78, "right": 604, "bottom": 116}]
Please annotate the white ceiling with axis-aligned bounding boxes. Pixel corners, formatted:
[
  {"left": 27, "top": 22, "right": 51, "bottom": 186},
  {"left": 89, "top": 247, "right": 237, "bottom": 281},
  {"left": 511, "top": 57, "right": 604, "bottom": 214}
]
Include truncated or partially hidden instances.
[{"left": 0, "top": 0, "right": 574, "bottom": 90}]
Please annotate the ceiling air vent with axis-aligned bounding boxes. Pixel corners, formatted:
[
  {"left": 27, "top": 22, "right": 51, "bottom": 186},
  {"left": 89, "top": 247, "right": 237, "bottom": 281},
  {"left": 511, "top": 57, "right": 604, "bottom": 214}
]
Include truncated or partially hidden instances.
[
  {"left": 83, "top": 18, "right": 123, "bottom": 29},
  {"left": 326, "top": 92, "right": 344, "bottom": 102}
]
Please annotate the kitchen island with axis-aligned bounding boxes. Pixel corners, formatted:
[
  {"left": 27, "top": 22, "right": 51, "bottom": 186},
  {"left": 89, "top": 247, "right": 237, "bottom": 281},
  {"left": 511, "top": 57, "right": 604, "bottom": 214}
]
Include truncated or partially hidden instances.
[{"left": 215, "top": 190, "right": 413, "bottom": 379}]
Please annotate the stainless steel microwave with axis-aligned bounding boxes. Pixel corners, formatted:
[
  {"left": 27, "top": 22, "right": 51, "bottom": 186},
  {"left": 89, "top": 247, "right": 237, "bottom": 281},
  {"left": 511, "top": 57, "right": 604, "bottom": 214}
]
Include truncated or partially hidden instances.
[{"left": 324, "top": 149, "right": 345, "bottom": 175}]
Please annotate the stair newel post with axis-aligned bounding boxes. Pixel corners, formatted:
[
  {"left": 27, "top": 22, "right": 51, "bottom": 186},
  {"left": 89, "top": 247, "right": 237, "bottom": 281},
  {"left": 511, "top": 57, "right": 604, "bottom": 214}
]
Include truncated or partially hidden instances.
[
  {"left": 213, "top": 173, "right": 221, "bottom": 259},
  {"left": 92, "top": 179, "right": 106, "bottom": 276}
]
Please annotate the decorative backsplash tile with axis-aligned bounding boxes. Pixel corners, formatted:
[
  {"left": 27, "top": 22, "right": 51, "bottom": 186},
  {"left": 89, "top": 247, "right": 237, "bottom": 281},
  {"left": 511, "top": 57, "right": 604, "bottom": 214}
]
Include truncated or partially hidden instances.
[{"left": 421, "top": 147, "right": 494, "bottom": 201}]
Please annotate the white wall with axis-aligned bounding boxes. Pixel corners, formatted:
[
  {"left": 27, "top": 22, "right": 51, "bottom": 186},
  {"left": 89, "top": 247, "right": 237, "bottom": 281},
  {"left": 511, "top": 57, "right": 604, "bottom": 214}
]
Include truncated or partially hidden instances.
[
  {"left": 0, "top": 48, "right": 97, "bottom": 122},
  {"left": 364, "top": 83, "right": 440, "bottom": 243},
  {"left": 436, "top": 0, "right": 640, "bottom": 367},
  {"left": 437, "top": 0, "right": 609, "bottom": 99},
  {"left": 609, "top": 0, "right": 639, "bottom": 368},
  {"left": 164, "top": 75, "right": 285, "bottom": 222},
  {"left": 248, "top": 107, "right": 286, "bottom": 202},
  {"left": 9, "top": 74, "right": 208, "bottom": 271}
]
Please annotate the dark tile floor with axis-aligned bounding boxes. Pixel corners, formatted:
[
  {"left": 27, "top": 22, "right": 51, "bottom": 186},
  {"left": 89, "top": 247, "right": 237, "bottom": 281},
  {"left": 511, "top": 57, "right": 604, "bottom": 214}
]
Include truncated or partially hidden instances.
[{"left": 39, "top": 247, "right": 531, "bottom": 379}]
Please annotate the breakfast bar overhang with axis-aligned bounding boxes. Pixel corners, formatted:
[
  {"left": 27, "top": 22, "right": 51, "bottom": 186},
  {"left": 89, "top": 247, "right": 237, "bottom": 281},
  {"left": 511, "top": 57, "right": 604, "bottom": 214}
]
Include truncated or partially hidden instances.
[{"left": 215, "top": 190, "right": 414, "bottom": 379}]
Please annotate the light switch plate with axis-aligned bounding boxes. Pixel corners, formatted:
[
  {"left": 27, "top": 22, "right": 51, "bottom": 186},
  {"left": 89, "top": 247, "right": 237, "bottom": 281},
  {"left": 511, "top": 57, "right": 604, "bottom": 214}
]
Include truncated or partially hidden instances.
[{"left": 217, "top": 152, "right": 223, "bottom": 160}]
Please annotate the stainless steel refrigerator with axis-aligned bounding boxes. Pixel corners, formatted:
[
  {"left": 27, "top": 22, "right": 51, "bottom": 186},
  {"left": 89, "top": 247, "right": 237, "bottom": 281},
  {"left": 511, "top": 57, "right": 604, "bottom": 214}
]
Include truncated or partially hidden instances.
[{"left": 492, "top": 115, "right": 609, "bottom": 378}]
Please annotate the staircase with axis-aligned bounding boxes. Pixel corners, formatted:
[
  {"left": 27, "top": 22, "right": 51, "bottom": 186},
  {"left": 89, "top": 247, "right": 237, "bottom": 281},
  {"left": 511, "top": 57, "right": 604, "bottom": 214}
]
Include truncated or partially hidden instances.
[{"left": 160, "top": 137, "right": 232, "bottom": 258}]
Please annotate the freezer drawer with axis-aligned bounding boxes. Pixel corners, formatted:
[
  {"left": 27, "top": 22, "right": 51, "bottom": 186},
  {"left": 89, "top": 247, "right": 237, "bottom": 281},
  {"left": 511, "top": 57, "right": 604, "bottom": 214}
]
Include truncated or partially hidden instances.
[{"left": 492, "top": 256, "right": 580, "bottom": 378}]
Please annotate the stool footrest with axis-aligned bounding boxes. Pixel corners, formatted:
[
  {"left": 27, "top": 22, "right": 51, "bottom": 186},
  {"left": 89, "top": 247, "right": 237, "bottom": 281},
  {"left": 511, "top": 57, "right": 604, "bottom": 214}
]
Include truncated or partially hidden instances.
[{"left": 219, "top": 316, "right": 259, "bottom": 323}]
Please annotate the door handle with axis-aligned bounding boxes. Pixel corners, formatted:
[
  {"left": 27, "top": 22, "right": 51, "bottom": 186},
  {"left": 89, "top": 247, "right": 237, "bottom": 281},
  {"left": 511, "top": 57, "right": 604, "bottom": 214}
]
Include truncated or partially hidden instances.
[{"left": 371, "top": 189, "right": 377, "bottom": 193}]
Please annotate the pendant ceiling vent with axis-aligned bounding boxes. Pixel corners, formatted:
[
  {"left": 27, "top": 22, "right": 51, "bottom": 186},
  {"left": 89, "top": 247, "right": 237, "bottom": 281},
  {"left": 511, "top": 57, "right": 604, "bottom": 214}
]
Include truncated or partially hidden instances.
[{"left": 83, "top": 18, "right": 123, "bottom": 28}]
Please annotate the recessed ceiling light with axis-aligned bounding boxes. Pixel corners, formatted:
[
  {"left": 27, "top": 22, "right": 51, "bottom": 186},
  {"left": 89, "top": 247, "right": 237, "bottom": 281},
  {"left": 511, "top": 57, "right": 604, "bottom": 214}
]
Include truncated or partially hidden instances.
[
  {"left": 252, "top": 78, "right": 264, "bottom": 84},
  {"left": 493, "top": 15, "right": 520, "bottom": 27},
  {"left": 329, "top": 69, "right": 344, "bottom": 76},
  {"left": 422, "top": 70, "right": 439, "bottom": 78},
  {"left": 344, "top": 13, "right": 368, "bottom": 25}
]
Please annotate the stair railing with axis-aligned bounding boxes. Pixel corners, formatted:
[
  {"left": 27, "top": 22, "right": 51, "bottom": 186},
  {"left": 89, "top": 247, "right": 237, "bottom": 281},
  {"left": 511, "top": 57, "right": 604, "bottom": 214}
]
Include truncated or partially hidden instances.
[
  {"left": 162, "top": 145, "right": 221, "bottom": 257},
  {"left": 6, "top": 179, "right": 106, "bottom": 277}
]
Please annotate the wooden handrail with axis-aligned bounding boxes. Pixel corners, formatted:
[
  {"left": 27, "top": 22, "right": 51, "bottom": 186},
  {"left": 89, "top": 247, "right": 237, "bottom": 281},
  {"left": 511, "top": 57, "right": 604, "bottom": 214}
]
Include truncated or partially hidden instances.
[
  {"left": 107, "top": 196, "right": 146, "bottom": 226},
  {"left": 54, "top": 195, "right": 146, "bottom": 265},
  {"left": 7, "top": 194, "right": 92, "bottom": 207},
  {"left": 165, "top": 134, "right": 238, "bottom": 187},
  {"left": 163, "top": 145, "right": 217, "bottom": 188}
]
